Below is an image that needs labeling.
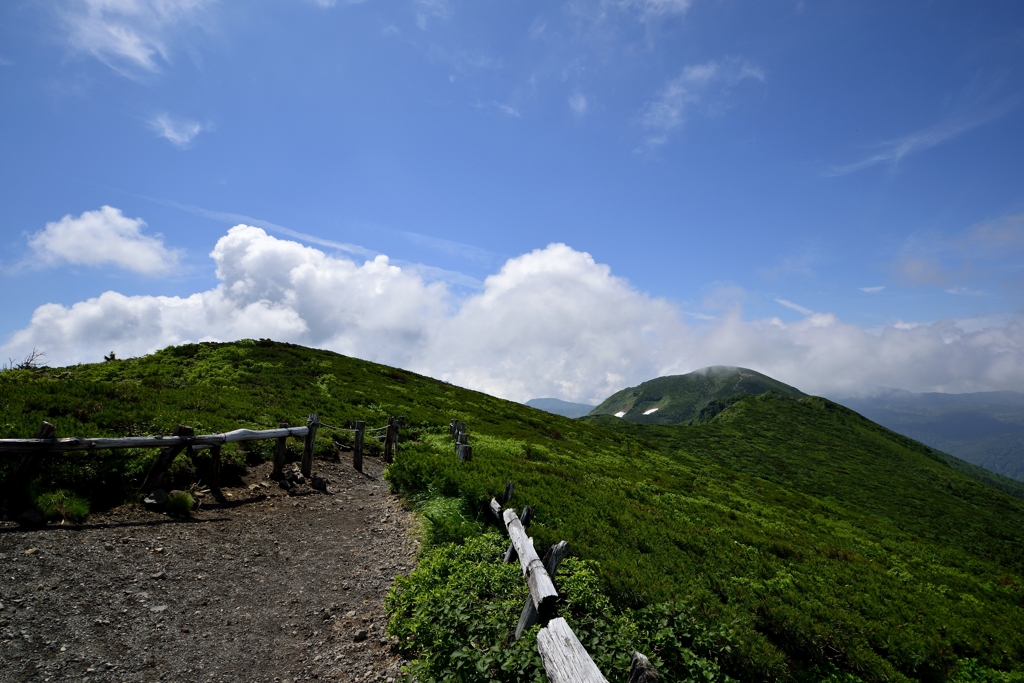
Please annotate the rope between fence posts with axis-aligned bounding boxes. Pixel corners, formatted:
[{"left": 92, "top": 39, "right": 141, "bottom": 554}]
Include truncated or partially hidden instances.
[
  {"left": 311, "top": 422, "right": 390, "bottom": 433},
  {"left": 316, "top": 423, "right": 358, "bottom": 432}
]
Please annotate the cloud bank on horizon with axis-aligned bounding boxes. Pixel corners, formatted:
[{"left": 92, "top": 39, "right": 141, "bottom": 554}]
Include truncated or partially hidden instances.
[{"left": 5, "top": 218, "right": 1023, "bottom": 403}]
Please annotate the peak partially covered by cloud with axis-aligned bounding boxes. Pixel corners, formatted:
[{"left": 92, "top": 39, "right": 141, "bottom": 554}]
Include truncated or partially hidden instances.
[
  {"left": 5, "top": 228, "right": 1024, "bottom": 402},
  {"left": 26, "top": 206, "right": 181, "bottom": 275}
]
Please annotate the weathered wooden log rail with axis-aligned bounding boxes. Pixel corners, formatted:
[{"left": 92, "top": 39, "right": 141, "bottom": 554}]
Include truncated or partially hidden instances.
[
  {"left": 1, "top": 413, "right": 404, "bottom": 512},
  {"left": 456, "top": 417, "right": 657, "bottom": 683},
  {"left": 491, "top": 485, "right": 658, "bottom": 682},
  {"left": 0, "top": 426, "right": 310, "bottom": 453}
]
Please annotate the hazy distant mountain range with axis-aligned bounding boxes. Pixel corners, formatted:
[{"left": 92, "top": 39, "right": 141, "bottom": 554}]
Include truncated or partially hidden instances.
[
  {"left": 523, "top": 397, "right": 594, "bottom": 418},
  {"left": 834, "top": 389, "right": 1024, "bottom": 482}
]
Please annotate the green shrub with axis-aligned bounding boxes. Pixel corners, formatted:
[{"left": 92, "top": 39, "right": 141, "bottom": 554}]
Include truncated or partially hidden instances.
[
  {"left": 165, "top": 491, "right": 194, "bottom": 516},
  {"left": 418, "top": 494, "right": 485, "bottom": 546},
  {"left": 34, "top": 489, "right": 90, "bottom": 523}
]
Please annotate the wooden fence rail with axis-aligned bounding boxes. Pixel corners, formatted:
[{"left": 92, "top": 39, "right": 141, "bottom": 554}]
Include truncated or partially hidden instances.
[
  {"left": 456, "top": 416, "right": 658, "bottom": 683},
  {"left": 2, "top": 413, "right": 404, "bottom": 511}
]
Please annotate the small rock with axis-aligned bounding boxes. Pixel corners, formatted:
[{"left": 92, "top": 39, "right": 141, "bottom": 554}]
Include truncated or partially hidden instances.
[
  {"left": 378, "top": 637, "right": 389, "bottom": 646},
  {"left": 103, "top": 543, "right": 114, "bottom": 551},
  {"left": 144, "top": 489, "right": 168, "bottom": 506},
  {"left": 345, "top": 610, "right": 356, "bottom": 618},
  {"left": 311, "top": 477, "right": 328, "bottom": 491},
  {"left": 353, "top": 629, "right": 368, "bottom": 642},
  {"left": 278, "top": 479, "right": 292, "bottom": 491},
  {"left": 259, "top": 481, "right": 271, "bottom": 489},
  {"left": 295, "top": 473, "right": 307, "bottom": 485},
  {"left": 150, "top": 605, "right": 167, "bottom": 613},
  {"left": 154, "top": 548, "right": 164, "bottom": 553},
  {"left": 150, "top": 570, "right": 167, "bottom": 580},
  {"left": 24, "top": 547, "right": 38, "bottom": 555}
]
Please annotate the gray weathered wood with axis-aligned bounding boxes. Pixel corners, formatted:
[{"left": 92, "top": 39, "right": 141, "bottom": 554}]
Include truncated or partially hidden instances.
[
  {"left": 353, "top": 421, "right": 365, "bottom": 472},
  {"left": 301, "top": 413, "right": 319, "bottom": 477},
  {"left": 504, "top": 506, "right": 534, "bottom": 563},
  {"left": 503, "top": 508, "right": 558, "bottom": 613},
  {"left": 3, "top": 422, "right": 57, "bottom": 512},
  {"left": 383, "top": 416, "right": 395, "bottom": 464},
  {"left": 457, "top": 444, "right": 472, "bottom": 461},
  {"left": 515, "top": 540, "right": 570, "bottom": 640},
  {"left": 0, "top": 426, "right": 310, "bottom": 454},
  {"left": 142, "top": 425, "right": 193, "bottom": 491},
  {"left": 208, "top": 444, "right": 222, "bottom": 488},
  {"left": 272, "top": 422, "right": 288, "bottom": 480},
  {"left": 627, "top": 651, "right": 659, "bottom": 683},
  {"left": 501, "top": 481, "right": 514, "bottom": 506},
  {"left": 537, "top": 618, "right": 609, "bottom": 683},
  {"left": 489, "top": 497, "right": 502, "bottom": 519}
]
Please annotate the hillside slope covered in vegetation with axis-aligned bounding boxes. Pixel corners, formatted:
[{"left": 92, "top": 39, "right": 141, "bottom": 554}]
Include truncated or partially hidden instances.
[
  {"left": 1, "top": 341, "right": 1022, "bottom": 683},
  {"left": 837, "top": 390, "right": 1024, "bottom": 483}
]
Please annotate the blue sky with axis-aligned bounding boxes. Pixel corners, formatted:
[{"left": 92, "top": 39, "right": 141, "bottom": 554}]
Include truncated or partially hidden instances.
[{"left": 2, "top": 1, "right": 1024, "bottom": 401}]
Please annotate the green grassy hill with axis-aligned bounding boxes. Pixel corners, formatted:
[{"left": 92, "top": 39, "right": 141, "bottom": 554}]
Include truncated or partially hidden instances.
[
  {"left": 589, "top": 366, "right": 806, "bottom": 423},
  {"left": 1, "top": 341, "right": 1022, "bottom": 683}
]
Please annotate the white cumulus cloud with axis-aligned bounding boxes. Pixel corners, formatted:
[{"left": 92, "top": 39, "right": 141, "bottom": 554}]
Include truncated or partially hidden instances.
[
  {"left": 26, "top": 206, "right": 181, "bottom": 275},
  {"left": 5, "top": 227, "right": 1024, "bottom": 402}
]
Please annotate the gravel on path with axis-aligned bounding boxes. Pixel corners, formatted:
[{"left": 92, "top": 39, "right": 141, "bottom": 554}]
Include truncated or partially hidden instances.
[{"left": 0, "top": 456, "right": 419, "bottom": 683}]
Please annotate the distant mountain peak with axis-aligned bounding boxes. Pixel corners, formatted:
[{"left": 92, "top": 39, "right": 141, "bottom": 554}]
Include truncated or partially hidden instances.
[{"left": 588, "top": 366, "right": 805, "bottom": 424}]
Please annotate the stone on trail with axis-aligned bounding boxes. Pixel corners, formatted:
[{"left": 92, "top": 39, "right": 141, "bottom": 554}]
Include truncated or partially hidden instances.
[{"left": 144, "top": 489, "right": 168, "bottom": 506}]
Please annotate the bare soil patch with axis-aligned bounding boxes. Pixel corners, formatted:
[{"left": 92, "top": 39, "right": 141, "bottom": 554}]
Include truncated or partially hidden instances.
[{"left": 0, "top": 457, "right": 418, "bottom": 682}]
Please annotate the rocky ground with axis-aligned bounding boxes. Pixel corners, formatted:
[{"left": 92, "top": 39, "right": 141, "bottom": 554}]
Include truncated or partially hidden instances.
[{"left": 0, "top": 456, "right": 420, "bottom": 682}]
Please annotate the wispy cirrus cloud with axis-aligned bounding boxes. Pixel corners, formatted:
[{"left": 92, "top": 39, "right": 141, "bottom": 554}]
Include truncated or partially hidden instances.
[
  {"left": 775, "top": 298, "right": 813, "bottom": 315},
  {"left": 568, "top": 92, "right": 588, "bottom": 115},
  {"left": 859, "top": 286, "right": 885, "bottom": 293},
  {"left": 639, "top": 57, "right": 764, "bottom": 149},
  {"left": 61, "top": 0, "right": 213, "bottom": 77},
  {"left": 148, "top": 113, "right": 211, "bottom": 148},
  {"left": 625, "top": 0, "right": 692, "bottom": 21},
  {"left": 473, "top": 101, "right": 521, "bottom": 118},
  {"left": 826, "top": 103, "right": 1016, "bottom": 176},
  {"left": 415, "top": 0, "right": 451, "bottom": 30}
]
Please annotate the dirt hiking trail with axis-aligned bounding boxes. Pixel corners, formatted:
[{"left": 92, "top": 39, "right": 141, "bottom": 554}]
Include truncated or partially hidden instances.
[{"left": 0, "top": 456, "right": 418, "bottom": 682}]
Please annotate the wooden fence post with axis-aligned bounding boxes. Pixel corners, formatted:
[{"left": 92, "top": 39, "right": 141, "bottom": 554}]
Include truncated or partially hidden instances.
[
  {"left": 272, "top": 422, "right": 288, "bottom": 480},
  {"left": 4, "top": 421, "right": 56, "bottom": 513},
  {"left": 301, "top": 413, "right": 319, "bottom": 478},
  {"left": 384, "top": 416, "right": 395, "bottom": 464},
  {"left": 353, "top": 420, "right": 365, "bottom": 472},
  {"left": 209, "top": 444, "right": 222, "bottom": 488},
  {"left": 142, "top": 425, "right": 194, "bottom": 491},
  {"left": 627, "top": 652, "right": 660, "bottom": 683},
  {"left": 516, "top": 540, "right": 570, "bottom": 639},
  {"left": 537, "top": 618, "right": 609, "bottom": 683}
]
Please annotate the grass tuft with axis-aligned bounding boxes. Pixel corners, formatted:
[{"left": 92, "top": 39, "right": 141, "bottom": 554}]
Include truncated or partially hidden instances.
[
  {"left": 165, "top": 491, "right": 195, "bottom": 516},
  {"left": 34, "top": 489, "right": 90, "bottom": 523}
]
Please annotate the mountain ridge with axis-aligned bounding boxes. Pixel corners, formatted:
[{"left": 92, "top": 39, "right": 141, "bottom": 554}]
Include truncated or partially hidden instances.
[{"left": 589, "top": 365, "right": 806, "bottom": 424}]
